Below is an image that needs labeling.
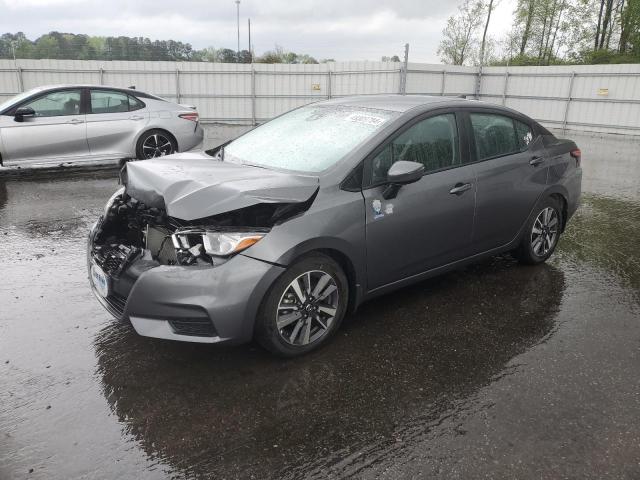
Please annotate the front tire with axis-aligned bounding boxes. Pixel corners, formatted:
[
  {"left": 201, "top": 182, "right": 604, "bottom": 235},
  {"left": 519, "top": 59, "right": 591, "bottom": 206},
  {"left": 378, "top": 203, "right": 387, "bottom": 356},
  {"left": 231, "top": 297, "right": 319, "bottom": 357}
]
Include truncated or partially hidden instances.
[
  {"left": 516, "top": 196, "right": 563, "bottom": 265},
  {"left": 136, "top": 130, "right": 177, "bottom": 159},
  {"left": 255, "top": 254, "right": 348, "bottom": 357}
]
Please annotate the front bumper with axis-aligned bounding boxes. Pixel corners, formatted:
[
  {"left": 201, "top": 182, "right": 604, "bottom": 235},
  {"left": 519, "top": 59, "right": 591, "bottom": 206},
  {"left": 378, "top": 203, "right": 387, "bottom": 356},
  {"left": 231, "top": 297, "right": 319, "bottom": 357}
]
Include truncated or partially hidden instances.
[{"left": 88, "top": 223, "right": 284, "bottom": 344}]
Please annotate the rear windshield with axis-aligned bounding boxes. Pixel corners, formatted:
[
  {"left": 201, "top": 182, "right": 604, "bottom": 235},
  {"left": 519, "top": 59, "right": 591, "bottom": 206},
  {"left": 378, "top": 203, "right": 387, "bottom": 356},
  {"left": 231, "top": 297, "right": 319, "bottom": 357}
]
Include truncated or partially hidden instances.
[{"left": 223, "top": 105, "right": 398, "bottom": 173}]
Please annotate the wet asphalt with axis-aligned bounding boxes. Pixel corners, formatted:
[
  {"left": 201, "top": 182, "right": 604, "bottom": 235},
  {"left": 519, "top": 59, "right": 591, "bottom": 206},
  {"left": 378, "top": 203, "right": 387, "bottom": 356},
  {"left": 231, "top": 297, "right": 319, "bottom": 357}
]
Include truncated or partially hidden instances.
[{"left": 1, "top": 131, "right": 639, "bottom": 479}]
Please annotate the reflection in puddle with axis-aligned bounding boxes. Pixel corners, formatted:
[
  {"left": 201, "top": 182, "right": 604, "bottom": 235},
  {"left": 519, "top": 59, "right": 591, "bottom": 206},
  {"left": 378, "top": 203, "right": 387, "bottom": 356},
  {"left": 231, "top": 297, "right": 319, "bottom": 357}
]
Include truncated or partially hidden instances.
[
  {"left": 561, "top": 194, "right": 640, "bottom": 297},
  {"left": 95, "top": 258, "right": 565, "bottom": 478}
]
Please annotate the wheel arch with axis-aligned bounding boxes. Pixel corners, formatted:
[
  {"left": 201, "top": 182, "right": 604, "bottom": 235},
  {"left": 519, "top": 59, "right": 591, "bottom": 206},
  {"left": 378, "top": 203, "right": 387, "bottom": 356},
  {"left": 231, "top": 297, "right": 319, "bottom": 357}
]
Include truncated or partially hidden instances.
[
  {"left": 543, "top": 186, "right": 569, "bottom": 232},
  {"left": 262, "top": 238, "right": 365, "bottom": 315}
]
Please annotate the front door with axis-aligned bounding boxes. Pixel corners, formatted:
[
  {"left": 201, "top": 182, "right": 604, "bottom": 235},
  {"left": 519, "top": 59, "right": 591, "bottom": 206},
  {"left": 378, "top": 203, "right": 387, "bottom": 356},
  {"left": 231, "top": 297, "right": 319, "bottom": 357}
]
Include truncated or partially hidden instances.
[
  {"left": 0, "top": 89, "right": 88, "bottom": 165},
  {"left": 362, "top": 112, "right": 476, "bottom": 290}
]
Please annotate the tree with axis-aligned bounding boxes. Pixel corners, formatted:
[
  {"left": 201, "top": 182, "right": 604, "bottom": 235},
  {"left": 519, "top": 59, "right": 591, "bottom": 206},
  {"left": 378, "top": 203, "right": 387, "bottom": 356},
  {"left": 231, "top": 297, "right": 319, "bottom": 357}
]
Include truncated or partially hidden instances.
[
  {"left": 619, "top": 0, "right": 640, "bottom": 54},
  {"left": 438, "top": 0, "right": 486, "bottom": 65}
]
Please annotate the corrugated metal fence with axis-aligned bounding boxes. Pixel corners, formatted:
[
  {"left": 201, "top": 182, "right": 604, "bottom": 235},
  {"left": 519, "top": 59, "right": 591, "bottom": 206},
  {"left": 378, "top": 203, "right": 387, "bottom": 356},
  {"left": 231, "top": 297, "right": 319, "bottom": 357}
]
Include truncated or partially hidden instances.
[{"left": 1, "top": 59, "right": 639, "bottom": 135}]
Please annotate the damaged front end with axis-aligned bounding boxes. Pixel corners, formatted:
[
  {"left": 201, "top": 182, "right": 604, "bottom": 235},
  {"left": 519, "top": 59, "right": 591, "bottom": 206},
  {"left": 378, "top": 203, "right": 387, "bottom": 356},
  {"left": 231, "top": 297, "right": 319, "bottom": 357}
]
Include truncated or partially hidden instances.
[
  {"left": 89, "top": 184, "right": 317, "bottom": 321},
  {"left": 88, "top": 157, "right": 319, "bottom": 342}
]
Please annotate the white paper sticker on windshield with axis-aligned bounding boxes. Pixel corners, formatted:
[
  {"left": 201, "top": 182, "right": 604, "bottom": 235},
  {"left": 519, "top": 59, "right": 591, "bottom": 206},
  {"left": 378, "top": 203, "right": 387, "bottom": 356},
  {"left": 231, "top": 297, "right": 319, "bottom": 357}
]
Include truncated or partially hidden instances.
[{"left": 346, "top": 113, "right": 387, "bottom": 127}]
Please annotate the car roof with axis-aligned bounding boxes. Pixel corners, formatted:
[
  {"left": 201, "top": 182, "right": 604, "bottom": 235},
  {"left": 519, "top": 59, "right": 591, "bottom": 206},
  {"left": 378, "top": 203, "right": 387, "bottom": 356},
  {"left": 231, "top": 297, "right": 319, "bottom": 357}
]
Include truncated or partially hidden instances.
[
  {"left": 319, "top": 94, "right": 542, "bottom": 127},
  {"left": 21, "top": 84, "right": 155, "bottom": 98},
  {"left": 319, "top": 94, "right": 472, "bottom": 113}
]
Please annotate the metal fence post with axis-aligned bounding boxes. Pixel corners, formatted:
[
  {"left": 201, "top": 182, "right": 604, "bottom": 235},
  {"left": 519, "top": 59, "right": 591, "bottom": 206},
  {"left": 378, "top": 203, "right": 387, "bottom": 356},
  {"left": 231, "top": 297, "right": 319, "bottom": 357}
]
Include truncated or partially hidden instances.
[
  {"left": 475, "top": 66, "right": 482, "bottom": 99},
  {"left": 400, "top": 43, "right": 409, "bottom": 95},
  {"left": 251, "top": 66, "right": 257, "bottom": 126},
  {"left": 99, "top": 67, "right": 104, "bottom": 85},
  {"left": 502, "top": 70, "right": 509, "bottom": 105},
  {"left": 175, "top": 68, "right": 181, "bottom": 104},
  {"left": 16, "top": 66, "right": 24, "bottom": 92},
  {"left": 327, "top": 70, "right": 332, "bottom": 99},
  {"left": 440, "top": 70, "right": 446, "bottom": 96},
  {"left": 562, "top": 72, "right": 575, "bottom": 133}
]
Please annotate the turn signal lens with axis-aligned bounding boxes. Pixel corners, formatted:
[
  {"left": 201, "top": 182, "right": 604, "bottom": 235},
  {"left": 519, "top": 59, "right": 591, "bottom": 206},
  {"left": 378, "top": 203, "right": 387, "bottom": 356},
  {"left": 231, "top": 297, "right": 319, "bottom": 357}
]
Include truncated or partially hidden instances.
[{"left": 202, "top": 232, "right": 264, "bottom": 256}]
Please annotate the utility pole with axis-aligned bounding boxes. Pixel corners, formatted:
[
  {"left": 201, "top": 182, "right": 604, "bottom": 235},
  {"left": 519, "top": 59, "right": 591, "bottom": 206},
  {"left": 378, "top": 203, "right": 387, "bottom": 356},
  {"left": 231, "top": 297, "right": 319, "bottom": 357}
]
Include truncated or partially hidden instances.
[
  {"left": 248, "top": 18, "right": 252, "bottom": 63},
  {"left": 476, "top": 0, "right": 494, "bottom": 100},
  {"left": 235, "top": 0, "right": 240, "bottom": 62},
  {"left": 479, "top": 0, "right": 494, "bottom": 67}
]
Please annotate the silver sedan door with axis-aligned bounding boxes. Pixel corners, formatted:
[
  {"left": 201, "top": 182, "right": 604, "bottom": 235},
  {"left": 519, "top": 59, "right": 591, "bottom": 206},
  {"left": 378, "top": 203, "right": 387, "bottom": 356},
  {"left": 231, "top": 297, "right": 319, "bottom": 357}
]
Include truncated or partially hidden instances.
[
  {"left": 85, "top": 89, "right": 149, "bottom": 158},
  {"left": 0, "top": 89, "right": 88, "bottom": 165}
]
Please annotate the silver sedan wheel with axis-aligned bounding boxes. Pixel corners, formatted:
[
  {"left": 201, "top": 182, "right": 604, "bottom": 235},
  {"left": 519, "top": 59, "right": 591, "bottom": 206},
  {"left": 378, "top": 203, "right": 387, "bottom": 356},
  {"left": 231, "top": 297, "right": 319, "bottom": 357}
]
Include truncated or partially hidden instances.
[
  {"left": 142, "top": 133, "right": 174, "bottom": 158},
  {"left": 531, "top": 207, "right": 559, "bottom": 256},
  {"left": 276, "top": 270, "right": 339, "bottom": 346}
]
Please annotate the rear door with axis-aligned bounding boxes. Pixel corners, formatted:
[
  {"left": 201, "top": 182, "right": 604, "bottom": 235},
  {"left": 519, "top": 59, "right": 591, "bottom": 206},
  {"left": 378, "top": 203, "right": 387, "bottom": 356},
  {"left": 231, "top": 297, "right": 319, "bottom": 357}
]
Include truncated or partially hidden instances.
[
  {"left": 85, "top": 89, "right": 149, "bottom": 158},
  {"left": 466, "top": 110, "right": 549, "bottom": 252},
  {"left": 0, "top": 88, "right": 88, "bottom": 164},
  {"left": 362, "top": 111, "right": 477, "bottom": 290}
]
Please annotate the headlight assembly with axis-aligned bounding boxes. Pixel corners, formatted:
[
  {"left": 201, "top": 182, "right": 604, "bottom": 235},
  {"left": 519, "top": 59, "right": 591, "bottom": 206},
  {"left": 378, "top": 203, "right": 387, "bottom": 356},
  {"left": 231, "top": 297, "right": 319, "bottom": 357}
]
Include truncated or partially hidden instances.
[
  {"left": 104, "top": 187, "right": 125, "bottom": 217},
  {"left": 171, "top": 230, "right": 265, "bottom": 264},
  {"left": 201, "top": 231, "right": 264, "bottom": 256}
]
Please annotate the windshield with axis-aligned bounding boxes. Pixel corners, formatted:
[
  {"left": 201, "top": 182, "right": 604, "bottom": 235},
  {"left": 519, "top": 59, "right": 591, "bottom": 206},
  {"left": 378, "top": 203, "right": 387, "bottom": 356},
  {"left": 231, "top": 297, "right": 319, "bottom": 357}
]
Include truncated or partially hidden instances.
[
  {"left": 223, "top": 105, "right": 398, "bottom": 173},
  {"left": 0, "top": 87, "right": 46, "bottom": 113}
]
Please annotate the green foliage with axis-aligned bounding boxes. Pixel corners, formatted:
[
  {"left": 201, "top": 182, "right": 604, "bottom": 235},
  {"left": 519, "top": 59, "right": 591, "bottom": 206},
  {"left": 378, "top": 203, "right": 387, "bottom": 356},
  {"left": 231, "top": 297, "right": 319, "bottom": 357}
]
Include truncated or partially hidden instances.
[
  {"left": 438, "top": 0, "right": 487, "bottom": 65},
  {"left": 255, "top": 45, "right": 318, "bottom": 64},
  {"left": 0, "top": 32, "right": 318, "bottom": 64}
]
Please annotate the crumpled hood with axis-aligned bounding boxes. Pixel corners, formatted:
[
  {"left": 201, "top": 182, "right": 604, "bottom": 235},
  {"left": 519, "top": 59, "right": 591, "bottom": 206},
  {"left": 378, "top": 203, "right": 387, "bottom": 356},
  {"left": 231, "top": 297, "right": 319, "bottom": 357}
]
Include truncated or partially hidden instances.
[{"left": 124, "top": 152, "right": 319, "bottom": 221}]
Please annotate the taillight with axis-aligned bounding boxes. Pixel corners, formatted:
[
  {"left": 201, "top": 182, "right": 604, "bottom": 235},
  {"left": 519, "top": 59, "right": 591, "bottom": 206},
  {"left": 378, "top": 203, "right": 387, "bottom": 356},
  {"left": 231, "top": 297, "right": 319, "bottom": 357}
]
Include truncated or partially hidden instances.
[
  {"left": 179, "top": 112, "right": 199, "bottom": 122},
  {"left": 570, "top": 148, "right": 581, "bottom": 167}
]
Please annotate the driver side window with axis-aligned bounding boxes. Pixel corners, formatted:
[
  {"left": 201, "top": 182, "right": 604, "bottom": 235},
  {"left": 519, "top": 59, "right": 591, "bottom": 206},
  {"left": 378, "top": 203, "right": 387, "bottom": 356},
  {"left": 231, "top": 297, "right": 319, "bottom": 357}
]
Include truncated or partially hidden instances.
[
  {"left": 22, "top": 90, "right": 82, "bottom": 117},
  {"left": 367, "top": 113, "right": 459, "bottom": 186}
]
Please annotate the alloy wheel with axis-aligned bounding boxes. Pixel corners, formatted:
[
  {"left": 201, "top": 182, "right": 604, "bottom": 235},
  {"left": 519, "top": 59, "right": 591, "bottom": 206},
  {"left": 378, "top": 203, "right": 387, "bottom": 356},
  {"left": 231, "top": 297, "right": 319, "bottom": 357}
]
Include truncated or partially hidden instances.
[
  {"left": 142, "top": 133, "right": 174, "bottom": 158},
  {"left": 531, "top": 207, "right": 559, "bottom": 257},
  {"left": 276, "top": 270, "right": 339, "bottom": 346}
]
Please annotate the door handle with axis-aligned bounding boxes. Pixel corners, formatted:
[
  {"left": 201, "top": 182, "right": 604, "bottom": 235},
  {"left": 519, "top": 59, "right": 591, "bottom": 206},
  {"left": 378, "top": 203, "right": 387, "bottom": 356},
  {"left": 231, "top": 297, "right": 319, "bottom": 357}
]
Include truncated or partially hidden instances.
[
  {"left": 529, "top": 155, "right": 545, "bottom": 166},
  {"left": 129, "top": 115, "right": 144, "bottom": 120},
  {"left": 67, "top": 118, "right": 84, "bottom": 124},
  {"left": 449, "top": 182, "right": 472, "bottom": 195}
]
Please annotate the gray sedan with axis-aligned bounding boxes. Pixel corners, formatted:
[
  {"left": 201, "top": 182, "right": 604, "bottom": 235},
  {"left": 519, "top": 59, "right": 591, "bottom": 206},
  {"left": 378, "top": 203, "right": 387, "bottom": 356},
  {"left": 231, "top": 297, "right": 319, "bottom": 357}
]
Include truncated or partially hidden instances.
[
  {"left": 0, "top": 84, "right": 204, "bottom": 166},
  {"left": 88, "top": 95, "right": 582, "bottom": 356}
]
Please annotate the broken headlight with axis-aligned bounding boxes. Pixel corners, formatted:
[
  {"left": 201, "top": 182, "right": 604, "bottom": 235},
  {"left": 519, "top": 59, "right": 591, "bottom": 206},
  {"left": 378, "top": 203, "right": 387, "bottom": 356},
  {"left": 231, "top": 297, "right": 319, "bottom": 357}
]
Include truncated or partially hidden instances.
[
  {"left": 171, "top": 230, "right": 265, "bottom": 265},
  {"left": 104, "top": 187, "right": 125, "bottom": 217}
]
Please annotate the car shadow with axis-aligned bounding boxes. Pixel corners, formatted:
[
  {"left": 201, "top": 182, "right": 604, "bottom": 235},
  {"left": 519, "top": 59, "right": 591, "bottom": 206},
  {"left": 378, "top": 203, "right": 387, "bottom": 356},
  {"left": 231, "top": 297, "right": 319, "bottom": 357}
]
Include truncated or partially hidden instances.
[{"left": 93, "top": 255, "right": 565, "bottom": 479}]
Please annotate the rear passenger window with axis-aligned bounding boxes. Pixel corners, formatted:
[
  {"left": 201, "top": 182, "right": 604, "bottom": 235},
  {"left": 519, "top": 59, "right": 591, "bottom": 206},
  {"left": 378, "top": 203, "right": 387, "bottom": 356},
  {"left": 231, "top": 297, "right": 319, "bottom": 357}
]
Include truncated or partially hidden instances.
[
  {"left": 128, "top": 95, "right": 144, "bottom": 111},
  {"left": 470, "top": 113, "right": 520, "bottom": 160},
  {"left": 514, "top": 119, "right": 534, "bottom": 151},
  {"left": 90, "top": 90, "right": 130, "bottom": 114},
  {"left": 368, "top": 113, "right": 459, "bottom": 185}
]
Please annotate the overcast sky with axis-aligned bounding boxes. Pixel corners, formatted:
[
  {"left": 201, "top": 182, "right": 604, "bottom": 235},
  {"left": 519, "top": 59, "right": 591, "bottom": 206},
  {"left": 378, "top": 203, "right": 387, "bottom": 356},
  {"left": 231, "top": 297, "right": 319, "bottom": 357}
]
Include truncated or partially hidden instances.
[{"left": 0, "top": 0, "right": 516, "bottom": 63}]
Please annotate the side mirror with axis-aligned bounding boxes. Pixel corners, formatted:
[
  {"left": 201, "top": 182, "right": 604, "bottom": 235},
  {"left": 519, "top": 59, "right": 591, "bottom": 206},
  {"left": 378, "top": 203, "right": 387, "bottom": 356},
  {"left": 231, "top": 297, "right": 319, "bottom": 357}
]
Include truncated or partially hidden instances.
[
  {"left": 383, "top": 161, "right": 425, "bottom": 199},
  {"left": 204, "top": 139, "right": 232, "bottom": 159},
  {"left": 14, "top": 106, "right": 35, "bottom": 122}
]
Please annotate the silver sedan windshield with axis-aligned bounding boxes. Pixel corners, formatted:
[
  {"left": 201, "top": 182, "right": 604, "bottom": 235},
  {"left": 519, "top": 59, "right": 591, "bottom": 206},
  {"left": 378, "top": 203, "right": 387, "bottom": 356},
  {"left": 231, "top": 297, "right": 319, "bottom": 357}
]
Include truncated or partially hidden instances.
[
  {"left": 0, "top": 87, "right": 45, "bottom": 112},
  {"left": 224, "top": 105, "right": 398, "bottom": 173}
]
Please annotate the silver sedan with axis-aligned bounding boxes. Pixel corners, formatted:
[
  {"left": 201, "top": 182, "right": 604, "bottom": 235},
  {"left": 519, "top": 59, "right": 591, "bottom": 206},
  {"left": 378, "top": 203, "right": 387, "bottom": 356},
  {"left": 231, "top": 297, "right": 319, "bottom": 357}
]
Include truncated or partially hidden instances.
[{"left": 0, "top": 84, "right": 204, "bottom": 167}]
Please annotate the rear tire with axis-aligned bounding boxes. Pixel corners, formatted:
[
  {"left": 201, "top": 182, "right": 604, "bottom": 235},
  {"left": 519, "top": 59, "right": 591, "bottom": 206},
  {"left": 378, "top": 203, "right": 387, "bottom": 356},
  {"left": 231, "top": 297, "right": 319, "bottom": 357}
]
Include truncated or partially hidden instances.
[
  {"left": 516, "top": 196, "right": 563, "bottom": 265},
  {"left": 255, "top": 254, "right": 348, "bottom": 357},
  {"left": 136, "top": 129, "right": 177, "bottom": 160}
]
